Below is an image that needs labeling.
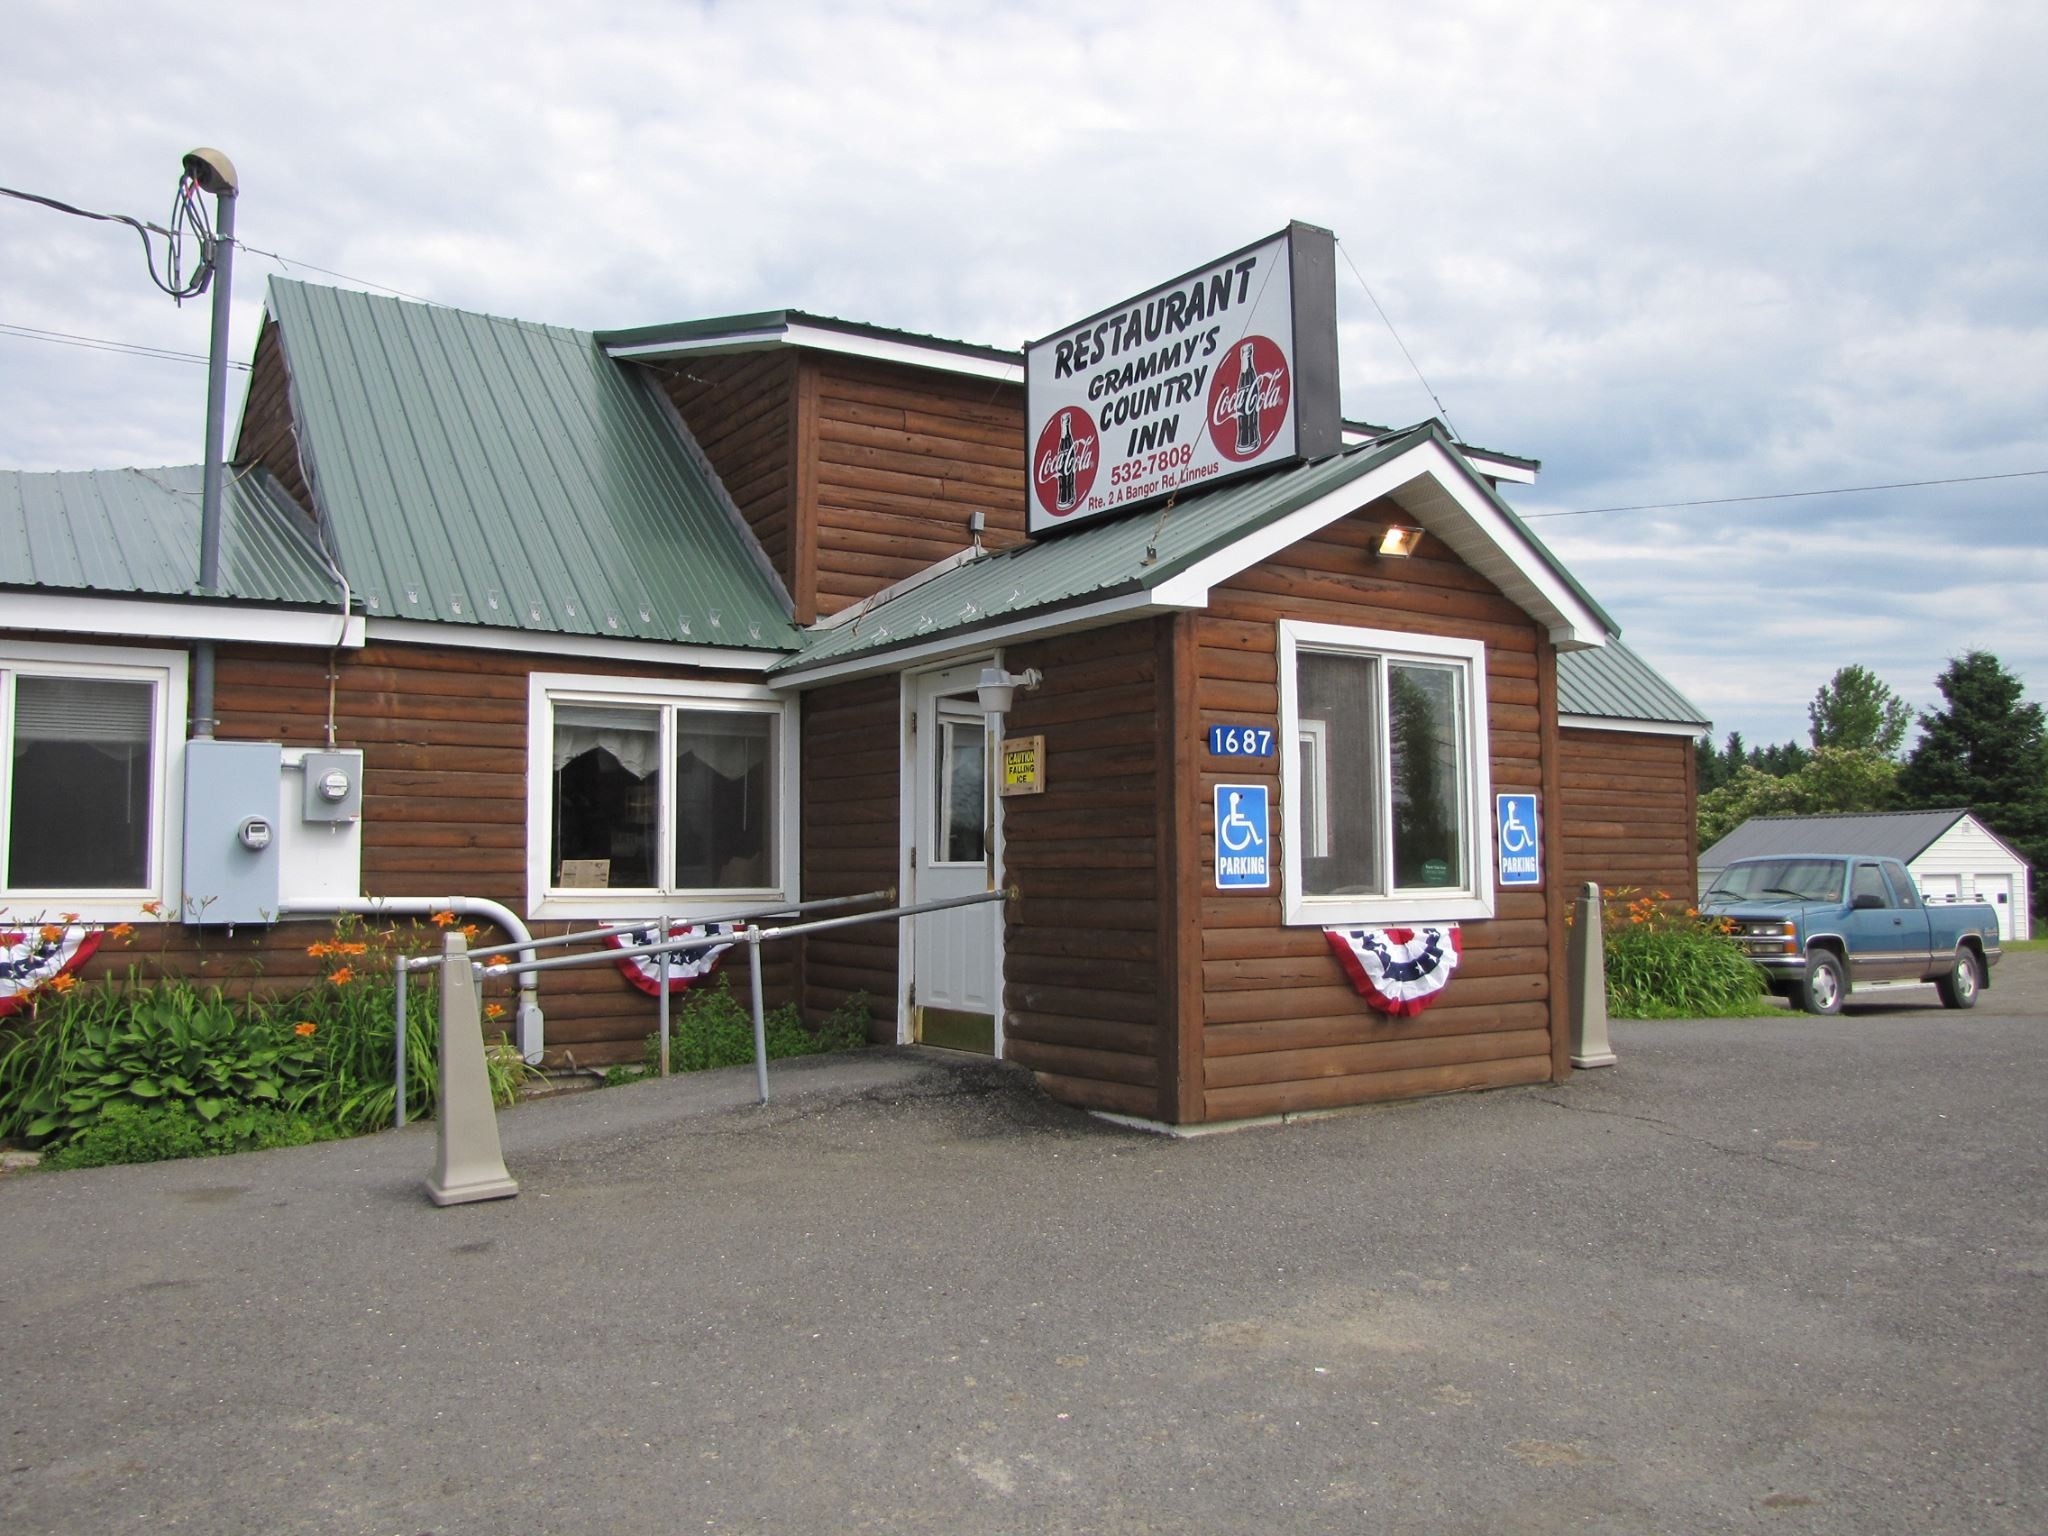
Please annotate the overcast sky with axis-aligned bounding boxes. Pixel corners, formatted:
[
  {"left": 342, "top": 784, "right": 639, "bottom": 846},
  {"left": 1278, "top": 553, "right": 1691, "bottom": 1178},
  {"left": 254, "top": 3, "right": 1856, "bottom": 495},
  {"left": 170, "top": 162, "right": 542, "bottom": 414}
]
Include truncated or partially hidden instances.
[{"left": 4, "top": 0, "right": 2042, "bottom": 749}]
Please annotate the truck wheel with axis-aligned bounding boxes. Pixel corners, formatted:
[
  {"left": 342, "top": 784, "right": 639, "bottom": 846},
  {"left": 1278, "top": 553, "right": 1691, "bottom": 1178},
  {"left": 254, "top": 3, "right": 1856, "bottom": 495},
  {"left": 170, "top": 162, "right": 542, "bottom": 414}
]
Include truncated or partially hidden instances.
[
  {"left": 1801, "top": 952, "right": 1845, "bottom": 1015},
  {"left": 1936, "top": 950, "right": 1982, "bottom": 1010}
]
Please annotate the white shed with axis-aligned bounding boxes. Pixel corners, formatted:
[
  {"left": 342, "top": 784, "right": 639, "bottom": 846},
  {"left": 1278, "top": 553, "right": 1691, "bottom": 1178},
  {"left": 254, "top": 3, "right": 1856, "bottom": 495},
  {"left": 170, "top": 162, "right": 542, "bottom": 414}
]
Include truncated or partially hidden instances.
[{"left": 1700, "top": 809, "right": 2032, "bottom": 942}]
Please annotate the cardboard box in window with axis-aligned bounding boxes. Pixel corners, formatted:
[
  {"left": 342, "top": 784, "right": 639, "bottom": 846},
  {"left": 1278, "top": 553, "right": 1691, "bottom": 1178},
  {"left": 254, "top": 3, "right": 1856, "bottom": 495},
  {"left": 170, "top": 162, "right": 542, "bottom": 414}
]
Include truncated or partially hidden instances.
[{"left": 558, "top": 859, "right": 611, "bottom": 889}]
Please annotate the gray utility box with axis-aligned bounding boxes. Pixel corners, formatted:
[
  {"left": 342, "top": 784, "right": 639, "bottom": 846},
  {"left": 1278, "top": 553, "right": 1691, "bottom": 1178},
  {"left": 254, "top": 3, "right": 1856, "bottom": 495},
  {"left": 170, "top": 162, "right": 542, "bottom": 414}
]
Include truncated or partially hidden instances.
[
  {"left": 182, "top": 739, "right": 282, "bottom": 925},
  {"left": 301, "top": 750, "right": 363, "bottom": 823}
]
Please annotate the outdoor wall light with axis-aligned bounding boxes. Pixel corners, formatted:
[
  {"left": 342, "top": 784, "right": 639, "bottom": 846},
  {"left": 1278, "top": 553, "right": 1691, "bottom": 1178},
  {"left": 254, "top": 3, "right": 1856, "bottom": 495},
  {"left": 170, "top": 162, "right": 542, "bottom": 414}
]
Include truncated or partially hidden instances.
[
  {"left": 976, "top": 665, "right": 1042, "bottom": 715},
  {"left": 1376, "top": 525, "right": 1423, "bottom": 559}
]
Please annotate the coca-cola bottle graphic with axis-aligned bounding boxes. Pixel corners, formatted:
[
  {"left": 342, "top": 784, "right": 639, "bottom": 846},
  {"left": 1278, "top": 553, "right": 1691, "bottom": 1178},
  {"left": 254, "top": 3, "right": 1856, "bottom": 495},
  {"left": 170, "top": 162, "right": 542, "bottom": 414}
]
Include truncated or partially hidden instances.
[
  {"left": 1234, "top": 342, "right": 1261, "bottom": 455},
  {"left": 1056, "top": 410, "right": 1078, "bottom": 511}
]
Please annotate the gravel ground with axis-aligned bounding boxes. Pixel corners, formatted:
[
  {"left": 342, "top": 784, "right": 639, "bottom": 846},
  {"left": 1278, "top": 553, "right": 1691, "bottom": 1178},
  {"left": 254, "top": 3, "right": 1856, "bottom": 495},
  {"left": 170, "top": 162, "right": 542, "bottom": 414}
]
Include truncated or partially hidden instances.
[{"left": 2, "top": 951, "right": 2042, "bottom": 1534}]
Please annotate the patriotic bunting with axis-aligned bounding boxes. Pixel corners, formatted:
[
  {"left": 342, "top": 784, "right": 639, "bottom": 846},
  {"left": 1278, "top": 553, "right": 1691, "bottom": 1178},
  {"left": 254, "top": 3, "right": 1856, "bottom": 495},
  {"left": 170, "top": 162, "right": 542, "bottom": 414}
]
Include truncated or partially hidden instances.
[
  {"left": 0, "top": 925, "right": 103, "bottom": 1017},
  {"left": 603, "top": 921, "right": 737, "bottom": 997},
  {"left": 1324, "top": 924, "right": 1461, "bottom": 1017}
]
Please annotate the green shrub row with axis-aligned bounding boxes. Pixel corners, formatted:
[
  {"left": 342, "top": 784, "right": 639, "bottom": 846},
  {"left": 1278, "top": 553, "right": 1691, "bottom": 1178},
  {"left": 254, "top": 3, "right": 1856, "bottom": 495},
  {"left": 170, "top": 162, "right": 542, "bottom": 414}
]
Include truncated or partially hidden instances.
[
  {"left": 618, "top": 976, "right": 870, "bottom": 1081},
  {"left": 1595, "top": 889, "right": 1770, "bottom": 1019}
]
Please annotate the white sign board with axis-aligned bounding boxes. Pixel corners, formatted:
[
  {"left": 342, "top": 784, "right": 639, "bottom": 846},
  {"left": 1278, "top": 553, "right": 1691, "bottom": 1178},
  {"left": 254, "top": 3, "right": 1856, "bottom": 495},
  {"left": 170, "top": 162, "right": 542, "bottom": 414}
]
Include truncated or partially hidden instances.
[{"left": 1024, "top": 223, "right": 1338, "bottom": 535}]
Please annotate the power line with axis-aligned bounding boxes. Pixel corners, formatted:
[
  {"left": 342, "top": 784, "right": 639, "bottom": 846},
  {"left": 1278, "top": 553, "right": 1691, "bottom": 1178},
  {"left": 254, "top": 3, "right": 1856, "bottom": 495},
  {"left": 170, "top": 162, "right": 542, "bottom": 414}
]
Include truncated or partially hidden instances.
[
  {"left": 0, "top": 321, "right": 250, "bottom": 371},
  {"left": 1334, "top": 238, "right": 1460, "bottom": 443},
  {"left": 233, "top": 241, "right": 442, "bottom": 307},
  {"left": 1, "top": 180, "right": 216, "bottom": 300},
  {"left": 1524, "top": 469, "right": 2048, "bottom": 520}
]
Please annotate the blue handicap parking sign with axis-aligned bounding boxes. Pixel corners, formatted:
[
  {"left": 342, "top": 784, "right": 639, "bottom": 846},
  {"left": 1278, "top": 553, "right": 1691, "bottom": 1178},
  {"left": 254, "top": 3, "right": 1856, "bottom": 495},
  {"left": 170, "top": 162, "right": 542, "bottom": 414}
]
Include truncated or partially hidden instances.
[
  {"left": 1215, "top": 783, "right": 1270, "bottom": 889},
  {"left": 1496, "top": 793, "right": 1541, "bottom": 886}
]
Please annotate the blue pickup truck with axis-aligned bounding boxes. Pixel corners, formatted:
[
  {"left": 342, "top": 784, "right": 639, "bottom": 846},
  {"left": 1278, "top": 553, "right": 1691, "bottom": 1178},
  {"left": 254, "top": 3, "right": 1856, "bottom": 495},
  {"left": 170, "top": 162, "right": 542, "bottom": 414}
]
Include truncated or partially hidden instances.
[{"left": 1701, "top": 854, "right": 2002, "bottom": 1015}]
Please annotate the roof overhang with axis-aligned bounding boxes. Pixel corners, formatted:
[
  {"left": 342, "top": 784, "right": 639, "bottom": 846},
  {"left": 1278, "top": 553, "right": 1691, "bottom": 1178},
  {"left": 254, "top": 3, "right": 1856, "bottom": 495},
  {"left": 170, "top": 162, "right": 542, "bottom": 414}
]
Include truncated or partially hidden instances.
[
  {"left": 2, "top": 591, "right": 364, "bottom": 649},
  {"left": 1561, "top": 714, "right": 1710, "bottom": 739},
  {"left": 601, "top": 313, "right": 1022, "bottom": 385}
]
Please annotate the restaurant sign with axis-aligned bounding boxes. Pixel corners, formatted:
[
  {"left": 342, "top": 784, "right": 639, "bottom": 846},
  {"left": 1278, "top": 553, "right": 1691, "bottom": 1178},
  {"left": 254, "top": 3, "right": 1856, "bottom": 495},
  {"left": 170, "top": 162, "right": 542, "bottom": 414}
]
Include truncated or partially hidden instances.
[{"left": 1024, "top": 221, "right": 1340, "bottom": 536}]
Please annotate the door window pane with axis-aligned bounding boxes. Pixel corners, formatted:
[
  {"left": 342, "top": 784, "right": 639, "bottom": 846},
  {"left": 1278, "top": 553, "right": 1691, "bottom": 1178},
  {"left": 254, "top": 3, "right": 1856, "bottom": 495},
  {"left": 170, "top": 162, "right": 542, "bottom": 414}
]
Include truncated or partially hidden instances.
[
  {"left": 8, "top": 676, "right": 154, "bottom": 889},
  {"left": 675, "top": 710, "right": 774, "bottom": 889},
  {"left": 1388, "top": 662, "right": 1464, "bottom": 889},
  {"left": 937, "top": 717, "right": 987, "bottom": 864},
  {"left": 1298, "top": 650, "right": 1379, "bottom": 896},
  {"left": 551, "top": 703, "right": 660, "bottom": 889}
]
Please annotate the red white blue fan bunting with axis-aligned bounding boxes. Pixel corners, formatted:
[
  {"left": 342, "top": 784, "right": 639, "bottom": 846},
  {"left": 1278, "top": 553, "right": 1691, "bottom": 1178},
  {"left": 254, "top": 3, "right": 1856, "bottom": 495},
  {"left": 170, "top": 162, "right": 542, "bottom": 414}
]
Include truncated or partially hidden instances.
[
  {"left": 0, "top": 925, "right": 102, "bottom": 1017},
  {"left": 603, "top": 921, "right": 737, "bottom": 997},
  {"left": 1324, "top": 925, "right": 1461, "bottom": 1017}
]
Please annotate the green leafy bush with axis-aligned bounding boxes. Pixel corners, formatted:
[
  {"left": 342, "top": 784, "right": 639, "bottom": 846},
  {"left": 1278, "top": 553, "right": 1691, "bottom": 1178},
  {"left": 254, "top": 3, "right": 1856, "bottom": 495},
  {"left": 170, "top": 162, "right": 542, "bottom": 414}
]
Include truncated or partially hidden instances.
[
  {"left": 641, "top": 978, "right": 870, "bottom": 1075},
  {"left": 41, "top": 1102, "right": 325, "bottom": 1170},
  {"left": 1598, "top": 889, "right": 1770, "bottom": 1019}
]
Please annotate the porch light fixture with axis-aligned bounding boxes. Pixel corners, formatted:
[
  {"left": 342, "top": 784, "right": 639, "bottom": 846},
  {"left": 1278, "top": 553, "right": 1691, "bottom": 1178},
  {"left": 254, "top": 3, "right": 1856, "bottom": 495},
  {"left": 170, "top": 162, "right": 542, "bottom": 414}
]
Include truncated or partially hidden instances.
[
  {"left": 976, "top": 666, "right": 1042, "bottom": 715},
  {"left": 1376, "top": 525, "right": 1422, "bottom": 559}
]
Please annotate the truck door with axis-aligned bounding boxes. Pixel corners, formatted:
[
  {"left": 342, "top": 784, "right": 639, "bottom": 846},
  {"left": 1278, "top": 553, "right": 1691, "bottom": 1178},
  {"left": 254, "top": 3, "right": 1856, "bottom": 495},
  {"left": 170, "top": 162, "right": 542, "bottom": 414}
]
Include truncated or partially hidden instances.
[
  {"left": 1882, "top": 860, "right": 1937, "bottom": 975},
  {"left": 1843, "top": 860, "right": 1916, "bottom": 983}
]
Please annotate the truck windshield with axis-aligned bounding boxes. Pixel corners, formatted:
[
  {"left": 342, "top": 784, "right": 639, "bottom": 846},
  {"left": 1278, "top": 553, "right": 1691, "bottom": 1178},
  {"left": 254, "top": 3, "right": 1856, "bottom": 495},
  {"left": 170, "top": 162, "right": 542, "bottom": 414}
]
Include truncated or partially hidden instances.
[{"left": 1706, "top": 859, "right": 1845, "bottom": 903}]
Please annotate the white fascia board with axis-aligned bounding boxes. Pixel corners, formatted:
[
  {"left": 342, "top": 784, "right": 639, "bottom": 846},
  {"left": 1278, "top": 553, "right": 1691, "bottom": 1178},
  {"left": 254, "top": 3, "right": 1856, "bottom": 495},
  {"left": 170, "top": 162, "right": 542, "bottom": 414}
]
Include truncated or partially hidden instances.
[
  {"left": 365, "top": 616, "right": 781, "bottom": 671},
  {"left": 607, "top": 323, "right": 1022, "bottom": 385},
  {"left": 773, "top": 587, "right": 1177, "bottom": 691},
  {"left": 1148, "top": 439, "right": 1608, "bottom": 645},
  {"left": 1561, "top": 714, "right": 1710, "bottom": 738},
  {"left": 2, "top": 592, "right": 363, "bottom": 648},
  {"left": 1471, "top": 457, "right": 1537, "bottom": 485}
]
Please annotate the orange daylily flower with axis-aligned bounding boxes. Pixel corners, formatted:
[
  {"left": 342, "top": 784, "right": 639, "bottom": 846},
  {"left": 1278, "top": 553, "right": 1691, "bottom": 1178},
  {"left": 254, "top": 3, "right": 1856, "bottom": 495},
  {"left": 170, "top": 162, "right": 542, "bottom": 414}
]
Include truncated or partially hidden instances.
[
  {"left": 307, "top": 941, "right": 334, "bottom": 958},
  {"left": 139, "top": 899, "right": 165, "bottom": 918},
  {"left": 327, "top": 966, "right": 355, "bottom": 985},
  {"left": 59, "top": 912, "right": 80, "bottom": 923},
  {"left": 295, "top": 1020, "right": 318, "bottom": 1037},
  {"left": 38, "top": 924, "right": 64, "bottom": 944},
  {"left": 484, "top": 1002, "right": 506, "bottom": 1021},
  {"left": 430, "top": 910, "right": 458, "bottom": 928},
  {"left": 47, "top": 973, "right": 79, "bottom": 994},
  {"left": 460, "top": 924, "right": 479, "bottom": 940},
  {"left": 109, "top": 922, "right": 135, "bottom": 941}
]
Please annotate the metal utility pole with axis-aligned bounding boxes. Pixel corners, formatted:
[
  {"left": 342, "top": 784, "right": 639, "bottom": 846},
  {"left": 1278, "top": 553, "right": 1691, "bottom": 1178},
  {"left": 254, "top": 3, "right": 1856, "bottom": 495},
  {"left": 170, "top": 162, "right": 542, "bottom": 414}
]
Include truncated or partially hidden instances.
[{"left": 183, "top": 147, "right": 237, "bottom": 740}]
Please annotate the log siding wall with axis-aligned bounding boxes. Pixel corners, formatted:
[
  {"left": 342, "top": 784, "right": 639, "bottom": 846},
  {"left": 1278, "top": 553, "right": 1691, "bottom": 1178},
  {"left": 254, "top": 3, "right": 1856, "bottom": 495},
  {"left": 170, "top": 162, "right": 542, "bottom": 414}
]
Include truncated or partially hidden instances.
[
  {"left": 998, "top": 621, "right": 1168, "bottom": 1118},
  {"left": 233, "top": 317, "right": 317, "bottom": 517},
  {"left": 1557, "top": 727, "right": 1700, "bottom": 899},
  {"left": 652, "top": 353, "right": 801, "bottom": 608},
  {"left": 1185, "top": 507, "right": 1561, "bottom": 1122},
  {"left": 798, "top": 676, "right": 901, "bottom": 1032},
  {"left": 13, "top": 632, "right": 797, "bottom": 1067},
  {"left": 809, "top": 359, "right": 1027, "bottom": 616}
]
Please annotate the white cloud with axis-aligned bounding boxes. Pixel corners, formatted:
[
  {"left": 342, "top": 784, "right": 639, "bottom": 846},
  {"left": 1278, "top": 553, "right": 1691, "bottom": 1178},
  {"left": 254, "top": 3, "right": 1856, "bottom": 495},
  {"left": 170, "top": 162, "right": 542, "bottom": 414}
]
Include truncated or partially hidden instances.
[{"left": 2, "top": 0, "right": 2041, "bottom": 741}]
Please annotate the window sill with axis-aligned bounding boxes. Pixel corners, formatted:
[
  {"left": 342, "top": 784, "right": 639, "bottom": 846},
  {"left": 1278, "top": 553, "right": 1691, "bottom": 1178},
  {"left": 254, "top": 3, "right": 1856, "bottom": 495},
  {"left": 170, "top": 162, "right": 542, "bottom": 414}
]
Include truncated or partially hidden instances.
[
  {"left": 1286, "top": 892, "right": 1496, "bottom": 928},
  {"left": 532, "top": 891, "right": 790, "bottom": 924}
]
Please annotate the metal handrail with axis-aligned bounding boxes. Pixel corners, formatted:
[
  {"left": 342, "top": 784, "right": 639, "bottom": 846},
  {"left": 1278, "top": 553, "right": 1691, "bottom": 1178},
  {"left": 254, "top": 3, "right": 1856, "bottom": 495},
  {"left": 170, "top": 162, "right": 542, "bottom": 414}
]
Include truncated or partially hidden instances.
[
  {"left": 396, "top": 886, "right": 1011, "bottom": 1125},
  {"left": 457, "top": 888, "right": 895, "bottom": 963}
]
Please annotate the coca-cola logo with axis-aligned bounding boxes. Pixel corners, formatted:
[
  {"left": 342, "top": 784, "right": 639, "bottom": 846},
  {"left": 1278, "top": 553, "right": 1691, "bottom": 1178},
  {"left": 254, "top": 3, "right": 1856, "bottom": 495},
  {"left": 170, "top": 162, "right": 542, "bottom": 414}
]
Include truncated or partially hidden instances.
[
  {"left": 1031, "top": 406, "right": 1101, "bottom": 518},
  {"left": 1206, "top": 334, "right": 1291, "bottom": 462}
]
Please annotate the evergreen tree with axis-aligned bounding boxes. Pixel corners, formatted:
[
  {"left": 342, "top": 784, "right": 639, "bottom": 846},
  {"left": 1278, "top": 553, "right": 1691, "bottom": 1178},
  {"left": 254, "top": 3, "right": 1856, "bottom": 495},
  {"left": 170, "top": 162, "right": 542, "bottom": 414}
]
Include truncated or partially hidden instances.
[
  {"left": 1898, "top": 652, "right": 2048, "bottom": 919},
  {"left": 1809, "top": 664, "right": 1913, "bottom": 756}
]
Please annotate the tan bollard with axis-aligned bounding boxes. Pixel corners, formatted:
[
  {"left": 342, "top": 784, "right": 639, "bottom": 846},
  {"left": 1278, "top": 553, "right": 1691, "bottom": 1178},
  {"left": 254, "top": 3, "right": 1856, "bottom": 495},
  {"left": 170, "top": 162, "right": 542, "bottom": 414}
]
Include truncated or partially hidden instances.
[
  {"left": 425, "top": 931, "right": 519, "bottom": 1206},
  {"left": 1570, "top": 881, "right": 1617, "bottom": 1068}
]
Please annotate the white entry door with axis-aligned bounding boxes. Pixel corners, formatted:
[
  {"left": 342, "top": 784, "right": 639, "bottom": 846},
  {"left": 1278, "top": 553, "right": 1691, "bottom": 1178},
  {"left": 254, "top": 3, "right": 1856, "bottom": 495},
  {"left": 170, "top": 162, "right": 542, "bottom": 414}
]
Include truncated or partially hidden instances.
[
  {"left": 1977, "top": 874, "right": 2015, "bottom": 941},
  {"left": 906, "top": 663, "right": 1002, "bottom": 1053}
]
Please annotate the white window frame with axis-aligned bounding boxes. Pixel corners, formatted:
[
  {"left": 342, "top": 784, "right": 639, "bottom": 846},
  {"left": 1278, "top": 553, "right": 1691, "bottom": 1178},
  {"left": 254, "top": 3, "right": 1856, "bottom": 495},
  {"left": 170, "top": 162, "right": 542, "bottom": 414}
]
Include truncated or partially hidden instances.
[
  {"left": 0, "top": 639, "right": 186, "bottom": 923},
  {"left": 525, "top": 671, "right": 799, "bottom": 921},
  {"left": 1276, "top": 620, "right": 1495, "bottom": 926}
]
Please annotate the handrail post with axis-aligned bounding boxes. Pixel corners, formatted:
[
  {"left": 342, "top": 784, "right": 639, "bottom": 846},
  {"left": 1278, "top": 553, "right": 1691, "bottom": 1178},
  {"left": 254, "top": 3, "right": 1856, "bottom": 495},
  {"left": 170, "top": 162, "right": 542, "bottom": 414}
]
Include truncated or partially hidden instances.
[
  {"left": 393, "top": 952, "right": 409, "bottom": 1130},
  {"left": 1570, "top": 882, "right": 1616, "bottom": 1068},
  {"left": 747, "top": 924, "right": 768, "bottom": 1105},
  {"left": 657, "top": 912, "right": 671, "bottom": 1078}
]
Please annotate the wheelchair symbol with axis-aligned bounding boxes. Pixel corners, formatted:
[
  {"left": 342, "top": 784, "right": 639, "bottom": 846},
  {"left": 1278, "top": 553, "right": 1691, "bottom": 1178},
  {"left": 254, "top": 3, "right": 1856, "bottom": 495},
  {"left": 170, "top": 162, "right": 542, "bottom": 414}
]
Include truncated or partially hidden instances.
[
  {"left": 1219, "top": 790, "right": 1262, "bottom": 853},
  {"left": 1500, "top": 800, "right": 1534, "bottom": 854}
]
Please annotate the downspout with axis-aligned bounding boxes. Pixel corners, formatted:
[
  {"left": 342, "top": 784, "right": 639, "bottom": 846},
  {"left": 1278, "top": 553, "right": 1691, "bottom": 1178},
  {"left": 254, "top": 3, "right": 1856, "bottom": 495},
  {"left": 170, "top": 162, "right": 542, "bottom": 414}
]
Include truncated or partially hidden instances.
[
  {"left": 281, "top": 895, "right": 545, "bottom": 1063},
  {"left": 190, "top": 157, "right": 237, "bottom": 739}
]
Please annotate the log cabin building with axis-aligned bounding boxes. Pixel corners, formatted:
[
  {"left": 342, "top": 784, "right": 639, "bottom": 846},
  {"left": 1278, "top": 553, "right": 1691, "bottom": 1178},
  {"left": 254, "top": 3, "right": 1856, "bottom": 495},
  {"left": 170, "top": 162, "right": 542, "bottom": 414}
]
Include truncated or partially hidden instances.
[{"left": 1, "top": 241, "right": 1708, "bottom": 1129}]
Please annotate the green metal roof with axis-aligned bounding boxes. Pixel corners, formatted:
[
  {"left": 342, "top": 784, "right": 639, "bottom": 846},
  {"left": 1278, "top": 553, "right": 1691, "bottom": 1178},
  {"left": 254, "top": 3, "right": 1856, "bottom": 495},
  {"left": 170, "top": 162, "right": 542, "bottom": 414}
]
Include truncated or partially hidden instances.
[
  {"left": 0, "top": 463, "right": 343, "bottom": 607},
  {"left": 267, "top": 280, "right": 798, "bottom": 649},
  {"left": 1557, "top": 639, "right": 1709, "bottom": 729},
  {"left": 776, "top": 424, "right": 1614, "bottom": 677}
]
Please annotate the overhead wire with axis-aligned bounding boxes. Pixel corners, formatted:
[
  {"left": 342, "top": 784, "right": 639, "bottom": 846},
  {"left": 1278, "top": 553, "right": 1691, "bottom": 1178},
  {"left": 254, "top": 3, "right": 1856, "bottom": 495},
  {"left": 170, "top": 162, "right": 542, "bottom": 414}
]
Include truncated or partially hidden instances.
[
  {"left": 1335, "top": 237, "right": 1460, "bottom": 442},
  {"left": 1524, "top": 468, "right": 2048, "bottom": 520},
  {"left": 0, "top": 321, "right": 250, "bottom": 370}
]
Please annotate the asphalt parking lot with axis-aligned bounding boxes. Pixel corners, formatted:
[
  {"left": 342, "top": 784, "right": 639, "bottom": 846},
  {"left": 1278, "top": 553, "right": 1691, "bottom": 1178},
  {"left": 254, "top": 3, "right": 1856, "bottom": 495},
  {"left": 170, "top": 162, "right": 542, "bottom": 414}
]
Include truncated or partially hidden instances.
[{"left": 3, "top": 953, "right": 2043, "bottom": 1535}]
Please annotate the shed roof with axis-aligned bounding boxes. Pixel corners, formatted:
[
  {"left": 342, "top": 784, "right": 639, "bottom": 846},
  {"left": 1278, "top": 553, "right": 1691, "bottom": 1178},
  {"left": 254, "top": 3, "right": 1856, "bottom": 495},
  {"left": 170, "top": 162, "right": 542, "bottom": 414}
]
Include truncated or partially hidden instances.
[
  {"left": 1699, "top": 809, "right": 1975, "bottom": 869},
  {"left": 265, "top": 280, "right": 799, "bottom": 651},
  {"left": 0, "top": 463, "right": 342, "bottom": 607},
  {"left": 776, "top": 424, "right": 1615, "bottom": 682},
  {"left": 1557, "top": 640, "right": 1710, "bottom": 731},
  {"left": 598, "top": 309, "right": 1024, "bottom": 383}
]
